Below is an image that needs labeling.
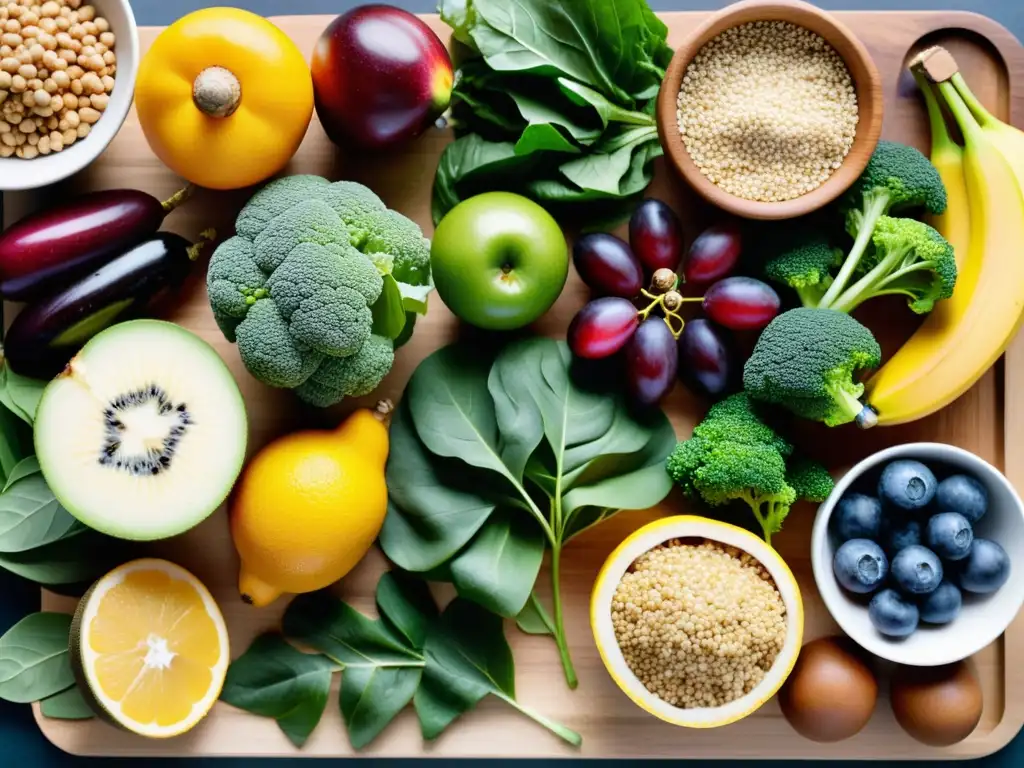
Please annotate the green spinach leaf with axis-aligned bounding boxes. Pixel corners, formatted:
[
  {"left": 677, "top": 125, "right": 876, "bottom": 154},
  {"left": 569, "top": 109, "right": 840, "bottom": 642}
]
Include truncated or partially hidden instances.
[
  {"left": 379, "top": 399, "right": 496, "bottom": 571},
  {"left": 220, "top": 634, "right": 338, "bottom": 748},
  {"left": 516, "top": 592, "right": 555, "bottom": 636},
  {"left": 40, "top": 684, "right": 94, "bottom": 720},
  {"left": 0, "top": 612, "right": 74, "bottom": 703},
  {"left": 0, "top": 530, "right": 123, "bottom": 586},
  {"left": 422, "top": 598, "right": 581, "bottom": 746},
  {"left": 0, "top": 459, "right": 84, "bottom": 552},
  {"left": 449, "top": 509, "right": 545, "bottom": 617}
]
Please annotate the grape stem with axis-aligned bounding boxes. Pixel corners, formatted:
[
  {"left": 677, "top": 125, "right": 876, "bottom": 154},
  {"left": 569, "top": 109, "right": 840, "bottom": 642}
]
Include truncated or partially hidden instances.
[{"left": 637, "top": 288, "right": 697, "bottom": 340}]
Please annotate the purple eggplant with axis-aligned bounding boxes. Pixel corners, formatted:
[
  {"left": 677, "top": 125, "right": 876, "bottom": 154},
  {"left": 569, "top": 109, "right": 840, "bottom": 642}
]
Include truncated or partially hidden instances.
[
  {"left": 4, "top": 230, "right": 214, "bottom": 378},
  {"left": 0, "top": 186, "right": 193, "bottom": 301}
]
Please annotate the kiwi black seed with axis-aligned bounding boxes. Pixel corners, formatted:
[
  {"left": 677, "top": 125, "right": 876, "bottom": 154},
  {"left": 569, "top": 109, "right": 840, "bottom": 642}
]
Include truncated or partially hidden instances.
[{"left": 98, "top": 384, "right": 192, "bottom": 477}]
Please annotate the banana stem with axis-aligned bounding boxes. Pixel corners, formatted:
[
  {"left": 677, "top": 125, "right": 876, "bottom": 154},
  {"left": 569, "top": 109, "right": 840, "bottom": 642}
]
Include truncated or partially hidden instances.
[
  {"left": 936, "top": 80, "right": 984, "bottom": 144},
  {"left": 949, "top": 72, "right": 997, "bottom": 128},
  {"left": 913, "top": 69, "right": 962, "bottom": 160}
]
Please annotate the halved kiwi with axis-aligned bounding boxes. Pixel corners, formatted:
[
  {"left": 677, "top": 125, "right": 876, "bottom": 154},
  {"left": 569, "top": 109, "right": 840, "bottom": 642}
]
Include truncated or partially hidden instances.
[{"left": 35, "top": 320, "right": 248, "bottom": 541}]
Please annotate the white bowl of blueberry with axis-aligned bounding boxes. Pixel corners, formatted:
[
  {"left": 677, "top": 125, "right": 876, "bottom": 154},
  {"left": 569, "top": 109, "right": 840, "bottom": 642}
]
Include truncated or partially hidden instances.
[{"left": 811, "top": 443, "right": 1024, "bottom": 666}]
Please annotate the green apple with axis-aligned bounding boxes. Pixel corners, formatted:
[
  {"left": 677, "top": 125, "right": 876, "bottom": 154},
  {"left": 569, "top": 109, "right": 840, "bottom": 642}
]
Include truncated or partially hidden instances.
[{"left": 431, "top": 192, "right": 569, "bottom": 330}]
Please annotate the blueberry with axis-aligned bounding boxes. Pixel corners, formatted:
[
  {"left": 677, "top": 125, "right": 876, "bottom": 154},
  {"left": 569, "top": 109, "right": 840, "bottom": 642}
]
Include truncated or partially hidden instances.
[
  {"left": 883, "top": 519, "right": 922, "bottom": 555},
  {"left": 925, "top": 512, "right": 974, "bottom": 561},
  {"left": 919, "top": 580, "right": 963, "bottom": 624},
  {"left": 832, "top": 493, "right": 883, "bottom": 542},
  {"left": 891, "top": 545, "right": 943, "bottom": 595},
  {"left": 833, "top": 539, "right": 888, "bottom": 594},
  {"left": 878, "top": 460, "right": 937, "bottom": 512},
  {"left": 935, "top": 474, "right": 988, "bottom": 524},
  {"left": 957, "top": 538, "right": 1011, "bottom": 594},
  {"left": 869, "top": 589, "right": 920, "bottom": 637}
]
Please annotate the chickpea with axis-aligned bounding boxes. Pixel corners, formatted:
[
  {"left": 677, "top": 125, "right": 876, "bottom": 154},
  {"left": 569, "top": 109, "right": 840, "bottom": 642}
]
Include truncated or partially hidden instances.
[
  {"left": 9, "top": 72, "right": 24, "bottom": 91},
  {"left": 0, "top": 55, "right": 18, "bottom": 72},
  {"left": 88, "top": 91, "right": 105, "bottom": 111},
  {"left": 77, "top": 105, "right": 97, "bottom": 123},
  {"left": 40, "top": 2, "right": 61, "bottom": 18},
  {"left": 0, "top": 144, "right": 13, "bottom": 157},
  {"left": 0, "top": 69, "right": 10, "bottom": 88},
  {"left": 60, "top": 125, "right": 74, "bottom": 145},
  {"left": 16, "top": 61, "right": 33, "bottom": 78},
  {"left": 75, "top": 120, "right": 88, "bottom": 138},
  {"left": 18, "top": 143, "right": 38, "bottom": 158}
]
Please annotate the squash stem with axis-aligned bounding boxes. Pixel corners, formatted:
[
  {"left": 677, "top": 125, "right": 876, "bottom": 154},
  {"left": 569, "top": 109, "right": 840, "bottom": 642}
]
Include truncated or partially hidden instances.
[{"left": 161, "top": 184, "right": 194, "bottom": 213}]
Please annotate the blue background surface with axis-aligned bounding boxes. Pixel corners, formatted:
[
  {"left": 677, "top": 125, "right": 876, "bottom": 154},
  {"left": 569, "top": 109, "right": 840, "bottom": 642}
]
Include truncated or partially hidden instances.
[{"left": 2, "top": 0, "right": 1024, "bottom": 764}]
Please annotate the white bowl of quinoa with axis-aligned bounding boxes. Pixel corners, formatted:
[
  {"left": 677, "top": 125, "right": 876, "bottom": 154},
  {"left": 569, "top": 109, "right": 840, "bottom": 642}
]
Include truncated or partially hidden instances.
[
  {"left": 655, "top": 0, "right": 882, "bottom": 220},
  {"left": 591, "top": 515, "right": 803, "bottom": 727}
]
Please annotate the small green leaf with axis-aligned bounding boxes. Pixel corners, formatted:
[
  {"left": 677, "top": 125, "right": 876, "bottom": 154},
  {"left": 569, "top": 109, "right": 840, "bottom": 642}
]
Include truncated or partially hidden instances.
[
  {"left": 449, "top": 510, "right": 545, "bottom": 617},
  {"left": 341, "top": 665, "right": 421, "bottom": 749},
  {"left": 516, "top": 593, "right": 555, "bottom": 636},
  {"left": 0, "top": 462, "right": 85, "bottom": 552},
  {"left": 0, "top": 405, "right": 24, "bottom": 485},
  {"left": 371, "top": 274, "right": 407, "bottom": 340},
  {"left": 0, "top": 612, "right": 73, "bottom": 703},
  {"left": 283, "top": 590, "right": 423, "bottom": 667},
  {"left": 396, "top": 280, "right": 433, "bottom": 316},
  {"left": 514, "top": 123, "right": 580, "bottom": 155},
  {"left": 0, "top": 366, "right": 47, "bottom": 426},
  {"left": 220, "top": 634, "right": 338, "bottom": 748},
  {"left": 375, "top": 571, "right": 438, "bottom": 650},
  {"left": 0, "top": 531, "right": 122, "bottom": 586},
  {"left": 40, "top": 684, "right": 94, "bottom": 720}
]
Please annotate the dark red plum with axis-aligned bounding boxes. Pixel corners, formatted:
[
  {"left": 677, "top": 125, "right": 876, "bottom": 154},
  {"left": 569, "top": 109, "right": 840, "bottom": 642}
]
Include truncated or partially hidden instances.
[
  {"left": 0, "top": 187, "right": 191, "bottom": 301},
  {"left": 629, "top": 199, "right": 683, "bottom": 273},
  {"left": 568, "top": 298, "right": 638, "bottom": 359},
  {"left": 626, "top": 318, "right": 678, "bottom": 405},
  {"left": 312, "top": 5, "right": 453, "bottom": 150},
  {"left": 4, "top": 233, "right": 211, "bottom": 378},
  {"left": 572, "top": 234, "right": 644, "bottom": 298},
  {"left": 702, "top": 277, "right": 781, "bottom": 331},
  {"left": 683, "top": 222, "right": 742, "bottom": 285},
  {"left": 678, "top": 318, "right": 733, "bottom": 397}
]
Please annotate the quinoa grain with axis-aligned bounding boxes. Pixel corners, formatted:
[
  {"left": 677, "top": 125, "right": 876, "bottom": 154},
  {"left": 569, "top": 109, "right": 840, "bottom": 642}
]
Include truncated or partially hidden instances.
[
  {"left": 676, "top": 21, "right": 858, "bottom": 203},
  {"left": 611, "top": 539, "right": 787, "bottom": 709}
]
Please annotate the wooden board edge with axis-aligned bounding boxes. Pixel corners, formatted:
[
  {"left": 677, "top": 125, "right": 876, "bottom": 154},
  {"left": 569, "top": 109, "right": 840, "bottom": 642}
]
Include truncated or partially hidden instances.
[{"left": 24, "top": 7, "right": 1024, "bottom": 761}]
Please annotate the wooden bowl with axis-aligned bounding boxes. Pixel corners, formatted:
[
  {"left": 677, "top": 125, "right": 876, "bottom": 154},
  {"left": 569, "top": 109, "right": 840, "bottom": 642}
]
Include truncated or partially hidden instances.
[{"left": 656, "top": 0, "right": 883, "bottom": 220}]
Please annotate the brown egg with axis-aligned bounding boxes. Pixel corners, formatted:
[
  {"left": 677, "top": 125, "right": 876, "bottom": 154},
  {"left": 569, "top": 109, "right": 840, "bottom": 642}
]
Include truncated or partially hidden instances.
[
  {"left": 778, "top": 636, "right": 878, "bottom": 742},
  {"left": 891, "top": 661, "right": 983, "bottom": 747}
]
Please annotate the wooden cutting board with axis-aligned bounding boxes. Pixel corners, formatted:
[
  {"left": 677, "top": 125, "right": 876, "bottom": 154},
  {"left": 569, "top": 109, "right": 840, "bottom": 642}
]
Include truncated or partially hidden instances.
[{"left": 9, "top": 8, "right": 1024, "bottom": 761}]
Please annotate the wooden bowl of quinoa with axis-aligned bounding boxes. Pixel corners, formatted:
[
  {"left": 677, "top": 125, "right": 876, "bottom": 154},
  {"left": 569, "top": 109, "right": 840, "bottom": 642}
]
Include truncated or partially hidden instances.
[
  {"left": 590, "top": 515, "right": 804, "bottom": 727},
  {"left": 656, "top": 0, "right": 882, "bottom": 220}
]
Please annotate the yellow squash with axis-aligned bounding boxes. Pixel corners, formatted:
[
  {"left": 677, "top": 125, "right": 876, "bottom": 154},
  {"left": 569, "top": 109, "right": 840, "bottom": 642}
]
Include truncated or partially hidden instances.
[
  {"left": 230, "top": 403, "right": 391, "bottom": 607},
  {"left": 135, "top": 8, "right": 313, "bottom": 190}
]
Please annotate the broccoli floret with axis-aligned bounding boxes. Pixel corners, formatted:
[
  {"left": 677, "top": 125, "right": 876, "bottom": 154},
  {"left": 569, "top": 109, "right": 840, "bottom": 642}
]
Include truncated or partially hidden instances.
[
  {"left": 787, "top": 458, "right": 835, "bottom": 502},
  {"left": 828, "top": 216, "right": 956, "bottom": 315},
  {"left": 692, "top": 393, "right": 793, "bottom": 457},
  {"left": 207, "top": 175, "right": 432, "bottom": 407},
  {"left": 818, "top": 141, "right": 947, "bottom": 309},
  {"left": 665, "top": 393, "right": 831, "bottom": 545},
  {"left": 763, "top": 232, "right": 843, "bottom": 308},
  {"left": 294, "top": 335, "right": 395, "bottom": 407},
  {"left": 743, "top": 308, "right": 881, "bottom": 427}
]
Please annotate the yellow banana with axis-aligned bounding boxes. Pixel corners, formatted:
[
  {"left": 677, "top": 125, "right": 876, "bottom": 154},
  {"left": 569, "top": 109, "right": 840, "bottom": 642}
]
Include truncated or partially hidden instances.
[{"left": 863, "top": 49, "right": 1024, "bottom": 426}]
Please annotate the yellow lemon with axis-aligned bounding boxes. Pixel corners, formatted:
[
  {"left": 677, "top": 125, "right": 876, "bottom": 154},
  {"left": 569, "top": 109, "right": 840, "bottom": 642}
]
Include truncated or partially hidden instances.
[
  {"left": 71, "top": 558, "right": 229, "bottom": 738},
  {"left": 230, "top": 403, "right": 391, "bottom": 607}
]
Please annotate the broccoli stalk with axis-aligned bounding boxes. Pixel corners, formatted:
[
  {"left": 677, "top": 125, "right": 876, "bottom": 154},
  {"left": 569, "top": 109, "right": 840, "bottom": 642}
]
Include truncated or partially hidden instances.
[
  {"left": 828, "top": 216, "right": 956, "bottom": 314},
  {"left": 665, "top": 393, "right": 833, "bottom": 545},
  {"left": 816, "top": 141, "right": 948, "bottom": 309},
  {"left": 762, "top": 233, "right": 842, "bottom": 308}
]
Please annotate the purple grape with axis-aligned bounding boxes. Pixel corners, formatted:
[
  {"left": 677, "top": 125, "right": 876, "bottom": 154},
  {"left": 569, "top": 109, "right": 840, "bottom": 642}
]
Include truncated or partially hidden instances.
[
  {"left": 678, "top": 318, "right": 733, "bottom": 397},
  {"left": 626, "top": 318, "right": 678, "bottom": 404},
  {"left": 572, "top": 233, "right": 644, "bottom": 298},
  {"left": 683, "top": 222, "right": 742, "bottom": 285},
  {"left": 568, "top": 297, "right": 639, "bottom": 359},
  {"left": 629, "top": 199, "right": 683, "bottom": 273},
  {"left": 703, "top": 277, "right": 781, "bottom": 331}
]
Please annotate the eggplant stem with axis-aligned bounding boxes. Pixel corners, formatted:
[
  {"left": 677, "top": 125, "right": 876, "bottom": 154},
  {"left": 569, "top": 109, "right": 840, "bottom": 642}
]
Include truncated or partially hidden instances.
[
  {"left": 188, "top": 229, "right": 217, "bottom": 261},
  {"left": 162, "top": 184, "right": 195, "bottom": 213}
]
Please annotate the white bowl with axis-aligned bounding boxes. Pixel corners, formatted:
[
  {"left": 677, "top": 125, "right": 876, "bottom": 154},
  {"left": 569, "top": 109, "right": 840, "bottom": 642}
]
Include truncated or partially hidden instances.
[
  {"left": 591, "top": 515, "right": 804, "bottom": 728},
  {"left": 0, "top": 0, "right": 138, "bottom": 190},
  {"left": 812, "top": 442, "right": 1024, "bottom": 667}
]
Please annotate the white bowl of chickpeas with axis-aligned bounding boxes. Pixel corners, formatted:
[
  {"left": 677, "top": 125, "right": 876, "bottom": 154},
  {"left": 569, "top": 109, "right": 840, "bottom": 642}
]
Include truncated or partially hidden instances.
[
  {"left": 0, "top": 0, "right": 137, "bottom": 190},
  {"left": 591, "top": 515, "right": 804, "bottom": 727}
]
